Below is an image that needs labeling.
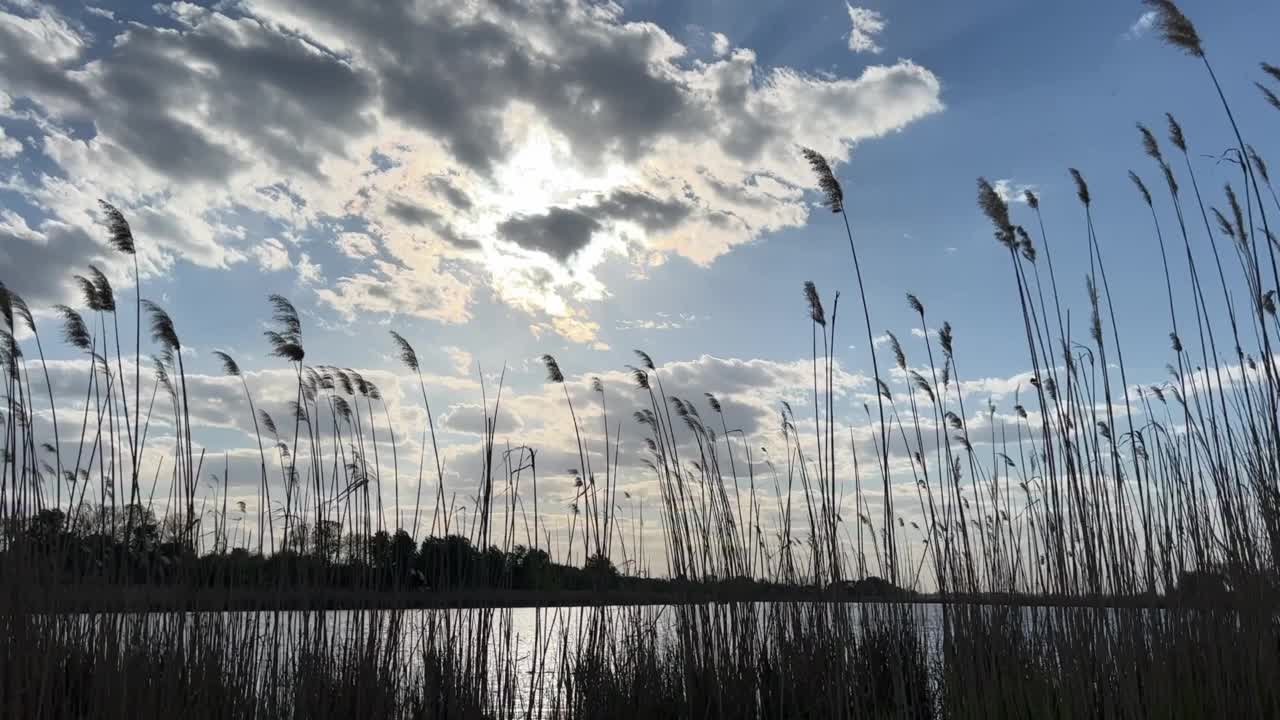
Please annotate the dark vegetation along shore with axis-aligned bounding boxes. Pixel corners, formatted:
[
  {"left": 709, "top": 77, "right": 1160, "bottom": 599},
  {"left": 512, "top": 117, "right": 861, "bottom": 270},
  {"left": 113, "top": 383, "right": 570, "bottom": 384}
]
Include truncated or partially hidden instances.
[{"left": 4, "top": 1, "right": 1280, "bottom": 717}]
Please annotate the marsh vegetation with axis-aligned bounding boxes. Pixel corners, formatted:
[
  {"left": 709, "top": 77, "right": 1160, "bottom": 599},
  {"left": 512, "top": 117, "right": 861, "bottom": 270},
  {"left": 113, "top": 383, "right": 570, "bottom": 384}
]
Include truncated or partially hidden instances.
[{"left": 3, "top": 1, "right": 1280, "bottom": 716}]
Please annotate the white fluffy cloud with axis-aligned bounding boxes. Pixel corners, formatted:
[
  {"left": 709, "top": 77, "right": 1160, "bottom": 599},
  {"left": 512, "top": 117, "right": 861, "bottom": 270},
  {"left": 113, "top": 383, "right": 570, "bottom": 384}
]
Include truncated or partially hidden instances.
[
  {"left": 335, "top": 232, "right": 378, "bottom": 259},
  {"left": 992, "top": 179, "right": 1038, "bottom": 205},
  {"left": 442, "top": 346, "right": 474, "bottom": 376},
  {"left": 296, "top": 252, "right": 324, "bottom": 285},
  {"left": 711, "top": 32, "right": 730, "bottom": 57},
  {"left": 845, "top": 5, "right": 886, "bottom": 54},
  {"left": 253, "top": 237, "right": 291, "bottom": 272},
  {"left": 0, "top": 125, "right": 20, "bottom": 157}
]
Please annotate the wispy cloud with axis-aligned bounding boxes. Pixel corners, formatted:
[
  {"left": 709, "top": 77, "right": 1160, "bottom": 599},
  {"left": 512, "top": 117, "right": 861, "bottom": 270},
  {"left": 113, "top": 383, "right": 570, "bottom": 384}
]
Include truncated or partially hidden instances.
[
  {"left": 846, "top": 5, "right": 886, "bottom": 54},
  {"left": 335, "top": 232, "right": 378, "bottom": 259},
  {"left": 993, "top": 179, "right": 1038, "bottom": 205},
  {"left": 616, "top": 312, "right": 699, "bottom": 331},
  {"left": 1128, "top": 10, "right": 1158, "bottom": 38},
  {"left": 442, "top": 346, "right": 474, "bottom": 376}
]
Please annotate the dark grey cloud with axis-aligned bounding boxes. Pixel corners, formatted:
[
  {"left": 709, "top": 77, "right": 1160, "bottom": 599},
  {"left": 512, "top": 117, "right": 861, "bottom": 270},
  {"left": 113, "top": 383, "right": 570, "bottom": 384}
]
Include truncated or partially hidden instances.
[
  {"left": 437, "top": 226, "right": 482, "bottom": 250},
  {"left": 0, "top": 7, "right": 376, "bottom": 184},
  {"left": 249, "top": 0, "right": 704, "bottom": 173},
  {"left": 527, "top": 21, "right": 702, "bottom": 167},
  {"left": 385, "top": 198, "right": 437, "bottom": 226},
  {"left": 100, "top": 14, "right": 374, "bottom": 181},
  {"left": 498, "top": 207, "right": 600, "bottom": 262},
  {"left": 84, "top": 57, "right": 243, "bottom": 182},
  {"left": 429, "top": 177, "right": 472, "bottom": 211},
  {"left": 0, "top": 217, "right": 115, "bottom": 307},
  {"left": 4, "top": 0, "right": 710, "bottom": 185},
  {"left": 595, "top": 189, "right": 693, "bottom": 232},
  {"left": 0, "top": 9, "right": 93, "bottom": 112},
  {"left": 712, "top": 69, "right": 777, "bottom": 163},
  {"left": 496, "top": 188, "right": 694, "bottom": 262},
  {"left": 385, "top": 198, "right": 479, "bottom": 250}
]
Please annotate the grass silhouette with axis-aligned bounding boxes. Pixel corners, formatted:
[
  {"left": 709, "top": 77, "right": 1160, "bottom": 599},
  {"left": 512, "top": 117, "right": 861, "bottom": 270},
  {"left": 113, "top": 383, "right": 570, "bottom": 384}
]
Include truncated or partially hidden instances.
[{"left": 3, "top": 0, "right": 1280, "bottom": 716}]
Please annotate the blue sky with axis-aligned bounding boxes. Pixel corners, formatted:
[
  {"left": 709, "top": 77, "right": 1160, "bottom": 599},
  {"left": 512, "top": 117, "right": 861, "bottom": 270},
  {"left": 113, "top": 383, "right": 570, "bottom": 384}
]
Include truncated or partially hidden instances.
[{"left": 2, "top": 0, "right": 1278, "bottom": 566}]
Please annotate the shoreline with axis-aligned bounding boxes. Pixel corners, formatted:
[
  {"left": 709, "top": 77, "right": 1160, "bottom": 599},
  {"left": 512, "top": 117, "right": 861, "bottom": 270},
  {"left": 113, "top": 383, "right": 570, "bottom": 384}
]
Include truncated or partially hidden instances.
[{"left": 7, "top": 585, "right": 1251, "bottom": 613}]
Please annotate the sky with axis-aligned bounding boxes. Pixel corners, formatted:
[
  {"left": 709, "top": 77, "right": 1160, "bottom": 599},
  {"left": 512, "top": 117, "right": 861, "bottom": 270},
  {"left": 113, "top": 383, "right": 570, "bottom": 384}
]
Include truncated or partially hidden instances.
[{"left": 1, "top": 0, "right": 1278, "bottom": 571}]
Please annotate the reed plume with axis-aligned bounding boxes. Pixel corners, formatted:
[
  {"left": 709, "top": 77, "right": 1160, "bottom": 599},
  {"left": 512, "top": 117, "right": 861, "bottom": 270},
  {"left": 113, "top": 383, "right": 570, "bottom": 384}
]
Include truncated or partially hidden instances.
[
  {"left": 801, "top": 147, "right": 844, "bottom": 213},
  {"left": 97, "top": 201, "right": 136, "bottom": 255},
  {"left": 54, "top": 306, "right": 91, "bottom": 352},
  {"left": 1143, "top": 0, "right": 1203, "bottom": 57}
]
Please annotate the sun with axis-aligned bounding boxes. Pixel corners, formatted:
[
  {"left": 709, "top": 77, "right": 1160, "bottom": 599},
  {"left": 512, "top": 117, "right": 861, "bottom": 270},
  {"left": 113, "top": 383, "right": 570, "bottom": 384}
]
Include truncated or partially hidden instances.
[{"left": 479, "top": 110, "right": 634, "bottom": 220}]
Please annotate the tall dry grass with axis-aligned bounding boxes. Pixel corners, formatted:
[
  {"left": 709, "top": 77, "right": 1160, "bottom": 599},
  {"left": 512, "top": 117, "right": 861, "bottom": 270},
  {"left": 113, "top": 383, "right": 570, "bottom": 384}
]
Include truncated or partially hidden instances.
[{"left": 1, "top": 0, "right": 1280, "bottom": 716}]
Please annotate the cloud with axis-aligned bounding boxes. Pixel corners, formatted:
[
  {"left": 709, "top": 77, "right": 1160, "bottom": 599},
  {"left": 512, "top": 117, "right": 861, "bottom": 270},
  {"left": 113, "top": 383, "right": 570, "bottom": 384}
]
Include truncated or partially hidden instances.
[
  {"left": 497, "top": 352, "right": 873, "bottom": 477},
  {"left": 335, "top": 232, "right": 378, "bottom": 259},
  {"left": 253, "top": 237, "right": 291, "bottom": 272},
  {"left": 498, "top": 206, "right": 602, "bottom": 262},
  {"left": 29, "top": 8, "right": 372, "bottom": 189},
  {"left": 385, "top": 198, "right": 437, "bottom": 227},
  {"left": 428, "top": 176, "right": 472, "bottom": 211},
  {"left": 314, "top": 259, "right": 472, "bottom": 323},
  {"left": 1128, "top": 10, "right": 1158, "bottom": 38},
  {"left": 1, "top": 1, "right": 942, "bottom": 345},
  {"left": 992, "top": 179, "right": 1037, "bottom": 205},
  {"left": 845, "top": 5, "right": 886, "bottom": 54},
  {"left": 0, "top": 125, "right": 20, "bottom": 157},
  {"left": 296, "top": 252, "right": 323, "bottom": 285},
  {"left": 11, "top": 329, "right": 1082, "bottom": 574},
  {"left": 959, "top": 372, "right": 1037, "bottom": 401},
  {"left": 0, "top": 210, "right": 119, "bottom": 307},
  {"left": 443, "top": 346, "right": 473, "bottom": 376},
  {"left": 441, "top": 402, "right": 525, "bottom": 434},
  {"left": 711, "top": 32, "right": 730, "bottom": 57},
  {"left": 496, "top": 188, "right": 692, "bottom": 263},
  {"left": 551, "top": 315, "right": 607, "bottom": 349},
  {"left": 616, "top": 312, "right": 698, "bottom": 331},
  {"left": 0, "top": 345, "right": 875, "bottom": 571}
]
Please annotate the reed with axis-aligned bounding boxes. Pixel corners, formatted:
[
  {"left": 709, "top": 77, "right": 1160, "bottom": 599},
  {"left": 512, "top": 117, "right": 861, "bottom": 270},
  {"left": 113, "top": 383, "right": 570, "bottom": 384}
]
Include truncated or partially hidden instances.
[{"left": 3, "top": 1, "right": 1280, "bottom": 714}]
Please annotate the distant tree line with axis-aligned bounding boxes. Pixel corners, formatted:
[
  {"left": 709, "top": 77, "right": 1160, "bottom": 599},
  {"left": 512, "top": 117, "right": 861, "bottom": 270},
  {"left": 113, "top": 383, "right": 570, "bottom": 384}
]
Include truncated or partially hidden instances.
[
  {"left": 3, "top": 504, "right": 1239, "bottom": 607},
  {"left": 0, "top": 504, "right": 637, "bottom": 593}
]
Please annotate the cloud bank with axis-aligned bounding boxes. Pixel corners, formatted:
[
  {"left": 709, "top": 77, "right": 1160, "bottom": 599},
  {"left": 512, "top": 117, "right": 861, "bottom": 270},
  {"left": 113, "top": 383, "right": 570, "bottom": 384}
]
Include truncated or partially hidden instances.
[{"left": 0, "top": 0, "right": 942, "bottom": 344}]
